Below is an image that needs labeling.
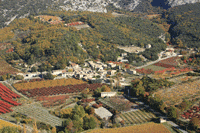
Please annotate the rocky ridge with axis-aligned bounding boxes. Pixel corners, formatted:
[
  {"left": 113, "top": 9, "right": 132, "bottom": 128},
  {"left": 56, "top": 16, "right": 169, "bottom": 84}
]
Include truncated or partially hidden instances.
[{"left": 0, "top": 0, "right": 199, "bottom": 27}]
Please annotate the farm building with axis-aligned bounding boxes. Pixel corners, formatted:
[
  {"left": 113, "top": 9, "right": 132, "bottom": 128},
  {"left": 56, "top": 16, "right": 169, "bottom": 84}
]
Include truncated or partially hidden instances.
[
  {"left": 101, "top": 92, "right": 117, "bottom": 97},
  {"left": 94, "top": 107, "right": 113, "bottom": 120}
]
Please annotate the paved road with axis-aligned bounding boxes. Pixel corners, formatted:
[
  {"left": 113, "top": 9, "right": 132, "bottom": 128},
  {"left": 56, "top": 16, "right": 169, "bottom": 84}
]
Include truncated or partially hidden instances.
[{"left": 167, "top": 121, "right": 188, "bottom": 133}]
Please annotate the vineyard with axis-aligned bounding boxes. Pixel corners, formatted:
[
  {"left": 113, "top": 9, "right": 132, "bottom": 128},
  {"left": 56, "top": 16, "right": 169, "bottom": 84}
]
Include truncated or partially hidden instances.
[
  {"left": 88, "top": 122, "right": 170, "bottom": 133},
  {"left": 19, "top": 83, "right": 106, "bottom": 97},
  {"left": 99, "top": 96, "right": 136, "bottom": 112},
  {"left": 119, "top": 109, "right": 157, "bottom": 125},
  {"left": 13, "top": 78, "right": 86, "bottom": 90},
  {"left": 154, "top": 57, "right": 180, "bottom": 68},
  {"left": 35, "top": 95, "right": 70, "bottom": 107},
  {"left": 154, "top": 80, "right": 200, "bottom": 106},
  {"left": 14, "top": 103, "right": 63, "bottom": 127},
  {"left": 0, "top": 83, "right": 21, "bottom": 115}
]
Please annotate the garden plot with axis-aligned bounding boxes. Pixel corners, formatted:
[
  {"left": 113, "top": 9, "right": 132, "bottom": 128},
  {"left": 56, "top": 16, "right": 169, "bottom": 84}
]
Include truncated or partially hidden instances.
[
  {"left": 13, "top": 103, "right": 62, "bottom": 127},
  {"left": 119, "top": 109, "right": 156, "bottom": 125},
  {"left": 99, "top": 96, "right": 136, "bottom": 112}
]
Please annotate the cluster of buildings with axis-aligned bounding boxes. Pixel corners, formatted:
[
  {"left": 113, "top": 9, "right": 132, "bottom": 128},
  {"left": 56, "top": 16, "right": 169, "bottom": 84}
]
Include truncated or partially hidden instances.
[{"left": 17, "top": 60, "right": 137, "bottom": 86}]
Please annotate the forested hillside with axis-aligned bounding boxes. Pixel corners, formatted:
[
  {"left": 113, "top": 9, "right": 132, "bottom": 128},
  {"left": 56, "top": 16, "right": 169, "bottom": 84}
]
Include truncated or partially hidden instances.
[
  {"left": 0, "top": 10, "right": 166, "bottom": 67},
  {"left": 164, "top": 3, "right": 200, "bottom": 48}
]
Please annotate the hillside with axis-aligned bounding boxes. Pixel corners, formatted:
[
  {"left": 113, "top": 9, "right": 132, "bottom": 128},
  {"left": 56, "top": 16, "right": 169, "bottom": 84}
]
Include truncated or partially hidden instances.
[
  {"left": 0, "top": 10, "right": 166, "bottom": 68},
  {"left": 164, "top": 3, "right": 200, "bottom": 48}
]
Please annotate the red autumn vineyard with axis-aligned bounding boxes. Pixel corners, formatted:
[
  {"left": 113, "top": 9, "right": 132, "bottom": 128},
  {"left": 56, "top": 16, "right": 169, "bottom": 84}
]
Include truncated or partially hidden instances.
[
  {"left": 181, "top": 103, "right": 200, "bottom": 120},
  {"left": 65, "top": 21, "right": 85, "bottom": 26},
  {"left": 154, "top": 68, "right": 192, "bottom": 74},
  {"left": 19, "top": 83, "right": 107, "bottom": 97},
  {"left": 35, "top": 95, "right": 69, "bottom": 107},
  {"left": 154, "top": 57, "right": 180, "bottom": 68},
  {"left": 0, "top": 83, "right": 21, "bottom": 114},
  {"left": 81, "top": 98, "right": 95, "bottom": 103}
]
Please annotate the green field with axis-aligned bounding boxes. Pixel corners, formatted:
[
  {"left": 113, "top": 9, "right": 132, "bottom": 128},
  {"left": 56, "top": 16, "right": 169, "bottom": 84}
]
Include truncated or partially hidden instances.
[{"left": 143, "top": 65, "right": 166, "bottom": 71}]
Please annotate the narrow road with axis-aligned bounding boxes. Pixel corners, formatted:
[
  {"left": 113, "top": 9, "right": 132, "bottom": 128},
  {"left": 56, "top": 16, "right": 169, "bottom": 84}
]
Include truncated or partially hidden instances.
[{"left": 167, "top": 121, "right": 188, "bottom": 133}]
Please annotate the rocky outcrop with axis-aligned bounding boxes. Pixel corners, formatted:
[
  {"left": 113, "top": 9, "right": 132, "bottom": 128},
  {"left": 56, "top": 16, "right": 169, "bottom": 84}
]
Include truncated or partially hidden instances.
[
  {"left": 168, "top": 0, "right": 200, "bottom": 7},
  {"left": 0, "top": 0, "right": 199, "bottom": 27}
]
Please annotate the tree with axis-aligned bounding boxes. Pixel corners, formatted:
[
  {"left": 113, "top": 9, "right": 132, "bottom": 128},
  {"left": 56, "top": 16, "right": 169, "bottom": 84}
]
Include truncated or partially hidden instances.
[
  {"left": 190, "top": 117, "right": 200, "bottom": 131},
  {"left": 167, "top": 106, "right": 178, "bottom": 120},
  {"left": 71, "top": 105, "right": 86, "bottom": 118},
  {"left": 15, "top": 75, "right": 24, "bottom": 80},
  {"left": 83, "top": 116, "right": 96, "bottom": 130},
  {"left": 101, "top": 85, "right": 111, "bottom": 92},
  {"left": 88, "top": 117, "right": 96, "bottom": 129},
  {"left": 88, "top": 107, "right": 95, "bottom": 115},
  {"left": 0, "top": 75, "right": 7, "bottom": 81},
  {"left": 43, "top": 73, "right": 54, "bottom": 80},
  {"left": 32, "top": 120, "right": 38, "bottom": 133},
  {"left": 23, "top": 124, "right": 26, "bottom": 133},
  {"left": 31, "top": 66, "right": 37, "bottom": 72},
  {"left": 51, "top": 127, "right": 56, "bottom": 133}
]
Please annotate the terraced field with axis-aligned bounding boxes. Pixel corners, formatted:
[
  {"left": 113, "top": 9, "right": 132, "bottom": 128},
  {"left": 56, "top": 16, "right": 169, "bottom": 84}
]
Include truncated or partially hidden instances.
[
  {"left": 13, "top": 103, "right": 62, "bottom": 127},
  {"left": 119, "top": 110, "right": 157, "bottom": 125}
]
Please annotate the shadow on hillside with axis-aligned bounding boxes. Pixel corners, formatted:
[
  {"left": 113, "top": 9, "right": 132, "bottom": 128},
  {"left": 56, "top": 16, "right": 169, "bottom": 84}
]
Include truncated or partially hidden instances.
[{"left": 151, "top": 0, "right": 171, "bottom": 9}]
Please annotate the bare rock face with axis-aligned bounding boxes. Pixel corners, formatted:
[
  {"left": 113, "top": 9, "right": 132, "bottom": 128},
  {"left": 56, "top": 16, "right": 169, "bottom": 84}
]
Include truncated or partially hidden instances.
[
  {"left": 0, "top": 0, "right": 199, "bottom": 27},
  {"left": 168, "top": 0, "right": 200, "bottom": 7}
]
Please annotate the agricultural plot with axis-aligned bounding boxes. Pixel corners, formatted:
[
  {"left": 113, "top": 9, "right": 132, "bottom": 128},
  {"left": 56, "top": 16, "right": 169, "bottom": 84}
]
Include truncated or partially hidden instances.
[
  {"left": 19, "top": 83, "right": 106, "bottom": 97},
  {"left": 88, "top": 122, "right": 170, "bottom": 133},
  {"left": 181, "top": 103, "right": 200, "bottom": 120},
  {"left": 13, "top": 78, "right": 86, "bottom": 90},
  {"left": 154, "top": 57, "right": 180, "bottom": 68},
  {"left": 13, "top": 103, "right": 62, "bottom": 127},
  {"left": 154, "top": 80, "right": 200, "bottom": 106},
  {"left": 119, "top": 109, "right": 157, "bottom": 125},
  {"left": 0, "top": 83, "right": 21, "bottom": 115},
  {"left": 143, "top": 65, "right": 166, "bottom": 71},
  {"left": 35, "top": 95, "right": 69, "bottom": 107},
  {"left": 0, "top": 59, "right": 20, "bottom": 76},
  {"left": 99, "top": 96, "right": 136, "bottom": 112}
]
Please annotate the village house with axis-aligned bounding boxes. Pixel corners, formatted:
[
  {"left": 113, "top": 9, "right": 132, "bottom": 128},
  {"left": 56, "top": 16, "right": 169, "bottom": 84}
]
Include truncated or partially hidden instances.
[
  {"left": 107, "top": 70, "right": 117, "bottom": 76},
  {"left": 107, "top": 63, "right": 116, "bottom": 68},
  {"left": 146, "top": 44, "right": 151, "bottom": 49},
  {"left": 117, "top": 56, "right": 123, "bottom": 62},
  {"left": 126, "top": 69, "right": 136, "bottom": 75},
  {"left": 70, "top": 63, "right": 79, "bottom": 69},
  {"left": 51, "top": 70, "right": 66, "bottom": 75},
  {"left": 121, "top": 53, "right": 127, "bottom": 57},
  {"left": 116, "top": 65, "right": 121, "bottom": 70},
  {"left": 120, "top": 59, "right": 129, "bottom": 63}
]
